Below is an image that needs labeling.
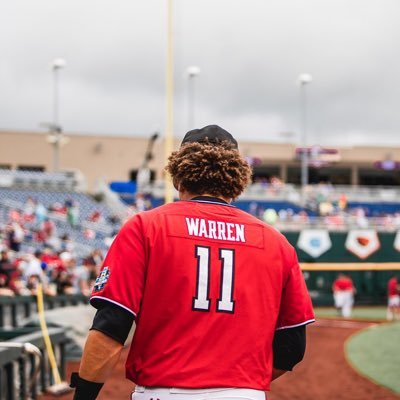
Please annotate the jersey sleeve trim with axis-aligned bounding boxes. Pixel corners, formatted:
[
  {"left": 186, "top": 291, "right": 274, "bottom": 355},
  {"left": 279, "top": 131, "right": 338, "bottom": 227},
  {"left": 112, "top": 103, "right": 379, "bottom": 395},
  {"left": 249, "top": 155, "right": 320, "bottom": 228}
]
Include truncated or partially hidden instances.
[
  {"left": 275, "top": 318, "right": 315, "bottom": 331},
  {"left": 90, "top": 296, "right": 137, "bottom": 317}
]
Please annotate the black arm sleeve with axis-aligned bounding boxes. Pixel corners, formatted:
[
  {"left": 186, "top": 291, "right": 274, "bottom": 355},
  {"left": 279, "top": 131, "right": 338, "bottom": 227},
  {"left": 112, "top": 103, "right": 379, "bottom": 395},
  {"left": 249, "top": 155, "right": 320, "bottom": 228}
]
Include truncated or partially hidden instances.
[
  {"left": 272, "top": 325, "right": 306, "bottom": 371},
  {"left": 90, "top": 301, "right": 135, "bottom": 345}
]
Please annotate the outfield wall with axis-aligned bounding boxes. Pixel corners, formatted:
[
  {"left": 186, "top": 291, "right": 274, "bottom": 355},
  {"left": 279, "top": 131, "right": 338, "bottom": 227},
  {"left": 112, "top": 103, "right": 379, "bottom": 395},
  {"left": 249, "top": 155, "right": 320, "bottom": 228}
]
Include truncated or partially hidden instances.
[{"left": 283, "top": 231, "right": 400, "bottom": 305}]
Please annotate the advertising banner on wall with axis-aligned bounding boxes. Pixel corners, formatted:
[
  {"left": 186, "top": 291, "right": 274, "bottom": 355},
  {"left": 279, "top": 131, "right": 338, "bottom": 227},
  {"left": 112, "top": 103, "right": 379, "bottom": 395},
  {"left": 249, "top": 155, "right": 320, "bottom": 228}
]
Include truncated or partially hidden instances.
[
  {"left": 297, "top": 229, "right": 332, "bottom": 258},
  {"left": 345, "top": 230, "right": 380, "bottom": 259}
]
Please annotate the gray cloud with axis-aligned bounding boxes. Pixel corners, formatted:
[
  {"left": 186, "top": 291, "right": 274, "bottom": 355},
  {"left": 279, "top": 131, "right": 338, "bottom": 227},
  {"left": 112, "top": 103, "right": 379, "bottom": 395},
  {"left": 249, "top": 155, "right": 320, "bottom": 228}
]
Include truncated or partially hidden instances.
[{"left": 0, "top": 0, "right": 399, "bottom": 145}]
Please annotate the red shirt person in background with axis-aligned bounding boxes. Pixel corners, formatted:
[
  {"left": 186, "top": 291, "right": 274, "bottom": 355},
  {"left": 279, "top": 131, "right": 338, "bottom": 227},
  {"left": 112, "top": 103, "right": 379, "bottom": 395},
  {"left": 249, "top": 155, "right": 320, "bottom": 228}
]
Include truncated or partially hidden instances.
[
  {"left": 387, "top": 276, "right": 400, "bottom": 321},
  {"left": 332, "top": 273, "right": 356, "bottom": 318},
  {"left": 71, "top": 125, "right": 314, "bottom": 400}
]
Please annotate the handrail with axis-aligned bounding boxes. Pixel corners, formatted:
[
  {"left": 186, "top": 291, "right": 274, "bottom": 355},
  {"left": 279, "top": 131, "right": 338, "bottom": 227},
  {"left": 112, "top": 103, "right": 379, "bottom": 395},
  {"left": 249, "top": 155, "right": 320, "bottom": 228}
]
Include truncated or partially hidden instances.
[
  {"left": 0, "top": 327, "right": 70, "bottom": 399},
  {"left": 0, "top": 341, "right": 42, "bottom": 399},
  {"left": 0, "top": 294, "right": 89, "bottom": 328}
]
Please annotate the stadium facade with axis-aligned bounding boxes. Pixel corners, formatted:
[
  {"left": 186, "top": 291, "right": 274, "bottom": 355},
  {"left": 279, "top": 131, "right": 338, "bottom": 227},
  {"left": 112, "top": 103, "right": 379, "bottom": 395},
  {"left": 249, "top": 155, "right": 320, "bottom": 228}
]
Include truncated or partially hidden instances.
[{"left": 1, "top": 130, "right": 400, "bottom": 190}]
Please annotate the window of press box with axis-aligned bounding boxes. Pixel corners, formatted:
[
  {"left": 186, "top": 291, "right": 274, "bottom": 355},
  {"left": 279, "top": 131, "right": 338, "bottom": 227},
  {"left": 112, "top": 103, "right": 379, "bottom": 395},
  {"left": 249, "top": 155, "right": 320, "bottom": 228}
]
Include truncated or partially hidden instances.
[
  {"left": 251, "top": 166, "right": 281, "bottom": 182},
  {"left": 129, "top": 169, "right": 156, "bottom": 182},
  {"left": 17, "top": 165, "right": 45, "bottom": 172}
]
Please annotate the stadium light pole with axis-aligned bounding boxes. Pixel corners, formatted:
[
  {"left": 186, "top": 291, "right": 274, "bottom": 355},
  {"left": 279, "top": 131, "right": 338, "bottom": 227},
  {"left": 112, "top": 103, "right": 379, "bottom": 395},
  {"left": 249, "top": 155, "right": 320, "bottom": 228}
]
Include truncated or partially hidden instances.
[
  {"left": 186, "top": 66, "right": 201, "bottom": 130},
  {"left": 52, "top": 58, "right": 66, "bottom": 172},
  {"left": 298, "top": 73, "right": 312, "bottom": 205},
  {"left": 164, "top": 0, "right": 174, "bottom": 204}
]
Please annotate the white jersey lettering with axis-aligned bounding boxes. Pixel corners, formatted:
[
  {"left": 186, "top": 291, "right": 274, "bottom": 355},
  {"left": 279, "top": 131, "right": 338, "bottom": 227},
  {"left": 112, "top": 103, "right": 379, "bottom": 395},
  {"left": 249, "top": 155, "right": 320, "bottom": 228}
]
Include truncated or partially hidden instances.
[
  {"left": 208, "top": 220, "right": 217, "bottom": 239},
  {"left": 235, "top": 224, "right": 245, "bottom": 242},
  {"left": 199, "top": 219, "right": 208, "bottom": 238},
  {"left": 185, "top": 217, "right": 199, "bottom": 236},
  {"left": 185, "top": 218, "right": 246, "bottom": 242},
  {"left": 217, "top": 221, "right": 227, "bottom": 240},
  {"left": 226, "top": 223, "right": 235, "bottom": 241}
]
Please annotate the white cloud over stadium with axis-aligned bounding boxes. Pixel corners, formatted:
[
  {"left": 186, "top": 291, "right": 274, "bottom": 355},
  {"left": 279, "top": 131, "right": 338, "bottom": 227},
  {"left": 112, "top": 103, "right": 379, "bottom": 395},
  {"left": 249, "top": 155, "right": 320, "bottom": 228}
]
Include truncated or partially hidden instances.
[{"left": 0, "top": 0, "right": 399, "bottom": 145}]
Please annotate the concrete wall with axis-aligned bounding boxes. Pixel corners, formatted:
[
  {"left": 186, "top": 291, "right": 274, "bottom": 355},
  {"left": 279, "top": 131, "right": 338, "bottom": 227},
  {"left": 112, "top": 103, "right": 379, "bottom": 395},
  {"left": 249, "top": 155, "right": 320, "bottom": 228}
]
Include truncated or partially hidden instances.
[{"left": 1, "top": 130, "right": 400, "bottom": 190}]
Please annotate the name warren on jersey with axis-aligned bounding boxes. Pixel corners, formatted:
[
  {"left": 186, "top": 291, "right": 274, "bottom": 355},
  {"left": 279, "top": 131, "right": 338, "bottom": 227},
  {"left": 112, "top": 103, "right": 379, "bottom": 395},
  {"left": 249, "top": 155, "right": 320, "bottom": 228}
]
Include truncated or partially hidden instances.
[{"left": 90, "top": 198, "right": 314, "bottom": 391}]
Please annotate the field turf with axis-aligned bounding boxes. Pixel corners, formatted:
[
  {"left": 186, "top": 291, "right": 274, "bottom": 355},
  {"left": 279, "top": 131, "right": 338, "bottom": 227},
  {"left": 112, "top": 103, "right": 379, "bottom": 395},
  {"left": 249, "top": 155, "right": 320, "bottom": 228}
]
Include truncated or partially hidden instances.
[
  {"left": 345, "top": 322, "right": 400, "bottom": 394},
  {"left": 315, "top": 306, "right": 387, "bottom": 321}
]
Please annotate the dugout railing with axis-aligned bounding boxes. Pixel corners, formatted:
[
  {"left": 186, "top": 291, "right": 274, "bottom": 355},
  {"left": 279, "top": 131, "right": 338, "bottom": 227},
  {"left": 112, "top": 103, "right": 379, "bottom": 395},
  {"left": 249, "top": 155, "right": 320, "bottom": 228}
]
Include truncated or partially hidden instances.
[
  {"left": 0, "top": 327, "right": 70, "bottom": 400},
  {"left": 0, "top": 294, "right": 89, "bottom": 329}
]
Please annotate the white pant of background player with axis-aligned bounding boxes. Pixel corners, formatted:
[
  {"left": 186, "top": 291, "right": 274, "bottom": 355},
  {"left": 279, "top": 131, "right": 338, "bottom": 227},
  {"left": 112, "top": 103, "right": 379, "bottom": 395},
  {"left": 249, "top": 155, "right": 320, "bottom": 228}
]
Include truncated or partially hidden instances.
[
  {"left": 132, "top": 386, "right": 266, "bottom": 400},
  {"left": 333, "top": 290, "right": 354, "bottom": 317}
]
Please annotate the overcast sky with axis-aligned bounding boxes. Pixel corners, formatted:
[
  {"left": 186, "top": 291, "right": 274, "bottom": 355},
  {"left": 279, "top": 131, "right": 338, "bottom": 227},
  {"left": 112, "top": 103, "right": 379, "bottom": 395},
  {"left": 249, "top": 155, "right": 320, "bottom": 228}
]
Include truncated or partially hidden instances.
[{"left": 1, "top": 0, "right": 399, "bottom": 146}]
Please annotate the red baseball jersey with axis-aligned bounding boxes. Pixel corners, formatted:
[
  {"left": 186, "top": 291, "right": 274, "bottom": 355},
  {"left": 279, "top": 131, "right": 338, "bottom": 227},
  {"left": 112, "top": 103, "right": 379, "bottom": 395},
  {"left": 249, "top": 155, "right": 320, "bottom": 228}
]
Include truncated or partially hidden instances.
[
  {"left": 388, "top": 277, "right": 399, "bottom": 297},
  {"left": 333, "top": 277, "right": 354, "bottom": 291},
  {"left": 90, "top": 199, "right": 314, "bottom": 390}
]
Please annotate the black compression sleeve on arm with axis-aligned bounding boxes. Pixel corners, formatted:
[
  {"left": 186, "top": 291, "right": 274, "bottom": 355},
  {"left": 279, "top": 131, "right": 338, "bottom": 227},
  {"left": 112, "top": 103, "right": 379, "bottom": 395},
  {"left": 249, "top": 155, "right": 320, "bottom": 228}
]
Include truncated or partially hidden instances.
[
  {"left": 272, "top": 325, "right": 306, "bottom": 371},
  {"left": 90, "top": 302, "right": 135, "bottom": 345}
]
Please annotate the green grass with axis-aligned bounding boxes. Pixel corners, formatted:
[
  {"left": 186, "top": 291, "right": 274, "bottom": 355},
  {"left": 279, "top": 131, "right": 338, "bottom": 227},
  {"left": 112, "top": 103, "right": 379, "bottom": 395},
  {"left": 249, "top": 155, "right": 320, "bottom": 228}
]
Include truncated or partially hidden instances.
[
  {"left": 345, "top": 322, "right": 400, "bottom": 394},
  {"left": 315, "top": 306, "right": 387, "bottom": 321}
]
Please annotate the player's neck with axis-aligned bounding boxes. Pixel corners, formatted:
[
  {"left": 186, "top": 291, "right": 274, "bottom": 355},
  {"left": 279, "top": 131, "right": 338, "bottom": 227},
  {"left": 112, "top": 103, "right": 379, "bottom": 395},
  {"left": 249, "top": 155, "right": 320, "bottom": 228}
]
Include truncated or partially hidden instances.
[{"left": 179, "top": 191, "right": 232, "bottom": 204}]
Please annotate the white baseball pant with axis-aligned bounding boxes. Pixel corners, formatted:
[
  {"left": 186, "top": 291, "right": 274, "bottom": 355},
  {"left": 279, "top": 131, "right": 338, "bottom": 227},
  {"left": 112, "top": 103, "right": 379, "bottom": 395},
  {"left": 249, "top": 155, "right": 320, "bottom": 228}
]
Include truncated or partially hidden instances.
[{"left": 131, "top": 386, "right": 266, "bottom": 400}]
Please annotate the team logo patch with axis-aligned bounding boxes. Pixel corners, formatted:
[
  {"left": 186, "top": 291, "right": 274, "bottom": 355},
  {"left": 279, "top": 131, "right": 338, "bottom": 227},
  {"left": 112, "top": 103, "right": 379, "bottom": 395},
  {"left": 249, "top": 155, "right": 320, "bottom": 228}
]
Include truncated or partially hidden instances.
[
  {"left": 93, "top": 267, "right": 110, "bottom": 292},
  {"left": 297, "top": 229, "right": 332, "bottom": 258},
  {"left": 345, "top": 230, "right": 380, "bottom": 259}
]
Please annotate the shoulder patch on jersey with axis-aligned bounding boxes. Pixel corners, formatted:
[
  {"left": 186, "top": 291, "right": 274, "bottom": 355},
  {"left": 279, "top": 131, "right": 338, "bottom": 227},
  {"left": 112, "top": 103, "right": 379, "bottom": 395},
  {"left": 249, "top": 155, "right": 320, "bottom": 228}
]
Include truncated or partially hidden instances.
[{"left": 93, "top": 267, "right": 110, "bottom": 292}]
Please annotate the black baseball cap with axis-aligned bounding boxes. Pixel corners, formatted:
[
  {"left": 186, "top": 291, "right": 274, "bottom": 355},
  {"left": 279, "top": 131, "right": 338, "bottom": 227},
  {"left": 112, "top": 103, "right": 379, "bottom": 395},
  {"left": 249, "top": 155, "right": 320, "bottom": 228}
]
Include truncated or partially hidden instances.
[{"left": 181, "top": 125, "right": 238, "bottom": 149}]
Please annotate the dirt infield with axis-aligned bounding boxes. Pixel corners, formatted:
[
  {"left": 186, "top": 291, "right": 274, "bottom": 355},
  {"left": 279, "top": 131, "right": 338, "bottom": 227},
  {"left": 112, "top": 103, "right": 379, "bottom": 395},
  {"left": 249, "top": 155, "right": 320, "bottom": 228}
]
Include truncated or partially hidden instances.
[
  {"left": 39, "top": 320, "right": 399, "bottom": 400},
  {"left": 269, "top": 320, "right": 399, "bottom": 400}
]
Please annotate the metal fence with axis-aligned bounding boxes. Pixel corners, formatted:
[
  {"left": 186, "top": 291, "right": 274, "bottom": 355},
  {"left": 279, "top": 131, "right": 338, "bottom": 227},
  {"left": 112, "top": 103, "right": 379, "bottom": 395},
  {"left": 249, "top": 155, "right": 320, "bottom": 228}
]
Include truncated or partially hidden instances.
[
  {"left": 0, "top": 294, "right": 89, "bottom": 329},
  {"left": 0, "top": 327, "right": 70, "bottom": 400}
]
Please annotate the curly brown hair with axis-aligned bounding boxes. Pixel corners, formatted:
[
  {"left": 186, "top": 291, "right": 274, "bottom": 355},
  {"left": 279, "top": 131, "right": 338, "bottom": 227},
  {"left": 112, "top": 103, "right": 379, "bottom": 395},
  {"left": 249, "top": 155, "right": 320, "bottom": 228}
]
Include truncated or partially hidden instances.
[{"left": 165, "top": 141, "right": 252, "bottom": 200}]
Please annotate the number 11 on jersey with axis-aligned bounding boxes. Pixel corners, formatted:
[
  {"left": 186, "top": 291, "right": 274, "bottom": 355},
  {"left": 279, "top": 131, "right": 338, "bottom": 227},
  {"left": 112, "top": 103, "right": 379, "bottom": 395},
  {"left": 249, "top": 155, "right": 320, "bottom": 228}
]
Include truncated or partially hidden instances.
[{"left": 193, "top": 245, "right": 235, "bottom": 313}]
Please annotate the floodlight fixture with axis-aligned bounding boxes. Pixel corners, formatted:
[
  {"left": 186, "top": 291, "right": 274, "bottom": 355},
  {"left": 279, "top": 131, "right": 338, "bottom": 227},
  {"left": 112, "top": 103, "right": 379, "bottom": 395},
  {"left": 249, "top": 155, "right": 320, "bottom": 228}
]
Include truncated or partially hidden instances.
[
  {"left": 52, "top": 58, "right": 66, "bottom": 70},
  {"left": 298, "top": 73, "right": 313, "bottom": 85},
  {"left": 186, "top": 65, "right": 201, "bottom": 78}
]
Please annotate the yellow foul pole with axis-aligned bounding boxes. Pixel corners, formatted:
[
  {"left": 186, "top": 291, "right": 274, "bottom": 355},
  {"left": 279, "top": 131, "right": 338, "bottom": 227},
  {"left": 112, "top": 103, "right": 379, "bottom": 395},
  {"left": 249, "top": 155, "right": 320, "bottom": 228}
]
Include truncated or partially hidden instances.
[{"left": 164, "top": 0, "right": 174, "bottom": 204}]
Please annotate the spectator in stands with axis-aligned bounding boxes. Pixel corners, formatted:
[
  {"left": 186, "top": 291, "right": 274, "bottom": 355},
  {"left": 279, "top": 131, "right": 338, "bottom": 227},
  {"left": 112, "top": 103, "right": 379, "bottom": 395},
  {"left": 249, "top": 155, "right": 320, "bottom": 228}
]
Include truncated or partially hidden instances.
[
  {"left": 84, "top": 249, "right": 103, "bottom": 286},
  {"left": 69, "top": 258, "right": 91, "bottom": 296},
  {"left": 49, "top": 201, "right": 67, "bottom": 215},
  {"left": 338, "top": 193, "right": 348, "bottom": 211},
  {"left": 354, "top": 207, "right": 368, "bottom": 228},
  {"left": 46, "top": 232, "right": 62, "bottom": 252},
  {"left": 20, "top": 251, "right": 43, "bottom": 281},
  {"left": 41, "top": 217, "right": 56, "bottom": 240},
  {"left": 35, "top": 201, "right": 47, "bottom": 225},
  {"left": 248, "top": 201, "right": 258, "bottom": 216},
  {"left": 67, "top": 201, "right": 80, "bottom": 227},
  {"left": 7, "top": 222, "right": 24, "bottom": 252},
  {"left": 60, "top": 234, "right": 75, "bottom": 253},
  {"left": 332, "top": 273, "right": 356, "bottom": 318},
  {"left": 387, "top": 275, "right": 400, "bottom": 321},
  {"left": 19, "top": 251, "right": 55, "bottom": 296},
  {"left": 54, "top": 252, "right": 74, "bottom": 294},
  {"left": 0, "top": 273, "right": 15, "bottom": 296},
  {"left": 23, "top": 197, "right": 36, "bottom": 222},
  {"left": 107, "top": 213, "right": 121, "bottom": 225},
  {"left": 88, "top": 210, "right": 103, "bottom": 223},
  {"left": 9, "top": 208, "right": 21, "bottom": 223},
  {"left": 0, "top": 250, "right": 15, "bottom": 281},
  {"left": 84, "top": 249, "right": 103, "bottom": 269},
  {"left": 135, "top": 193, "right": 151, "bottom": 212}
]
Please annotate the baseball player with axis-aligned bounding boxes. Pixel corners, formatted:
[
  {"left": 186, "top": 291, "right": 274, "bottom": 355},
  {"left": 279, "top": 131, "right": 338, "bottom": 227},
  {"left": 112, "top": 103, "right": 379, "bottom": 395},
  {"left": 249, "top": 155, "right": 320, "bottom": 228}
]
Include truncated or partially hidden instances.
[
  {"left": 332, "top": 273, "right": 356, "bottom": 318},
  {"left": 387, "top": 275, "right": 400, "bottom": 321},
  {"left": 71, "top": 125, "right": 315, "bottom": 400}
]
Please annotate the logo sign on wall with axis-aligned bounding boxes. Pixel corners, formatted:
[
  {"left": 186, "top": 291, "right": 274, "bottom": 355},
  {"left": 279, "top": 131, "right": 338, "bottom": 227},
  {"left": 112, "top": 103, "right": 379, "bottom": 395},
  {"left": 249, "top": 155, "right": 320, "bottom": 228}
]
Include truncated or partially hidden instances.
[
  {"left": 394, "top": 231, "right": 400, "bottom": 252},
  {"left": 297, "top": 230, "right": 332, "bottom": 258},
  {"left": 345, "top": 230, "right": 380, "bottom": 259}
]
